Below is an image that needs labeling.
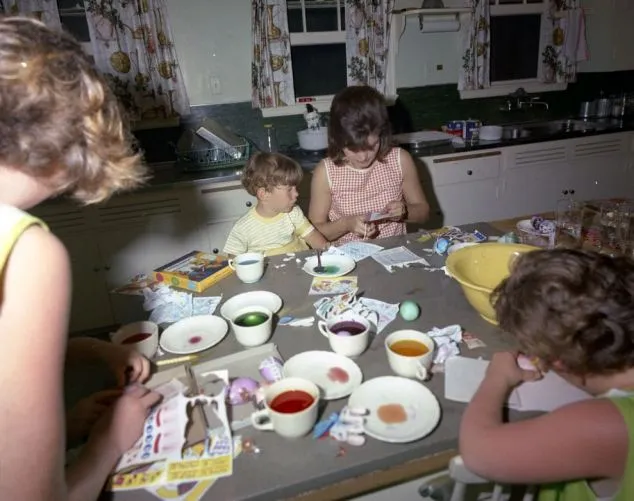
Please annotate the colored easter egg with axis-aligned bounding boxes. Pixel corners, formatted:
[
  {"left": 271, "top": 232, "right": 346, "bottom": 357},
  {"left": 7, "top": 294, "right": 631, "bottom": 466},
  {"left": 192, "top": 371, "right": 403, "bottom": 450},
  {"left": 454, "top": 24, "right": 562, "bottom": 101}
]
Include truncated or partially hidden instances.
[{"left": 399, "top": 300, "right": 420, "bottom": 321}]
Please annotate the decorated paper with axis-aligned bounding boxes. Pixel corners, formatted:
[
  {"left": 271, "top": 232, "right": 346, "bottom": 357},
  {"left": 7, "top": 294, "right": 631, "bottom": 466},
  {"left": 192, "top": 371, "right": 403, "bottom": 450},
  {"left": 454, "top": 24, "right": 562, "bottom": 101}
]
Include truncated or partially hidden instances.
[
  {"left": 309, "top": 276, "right": 358, "bottom": 295},
  {"left": 371, "top": 247, "right": 430, "bottom": 272}
]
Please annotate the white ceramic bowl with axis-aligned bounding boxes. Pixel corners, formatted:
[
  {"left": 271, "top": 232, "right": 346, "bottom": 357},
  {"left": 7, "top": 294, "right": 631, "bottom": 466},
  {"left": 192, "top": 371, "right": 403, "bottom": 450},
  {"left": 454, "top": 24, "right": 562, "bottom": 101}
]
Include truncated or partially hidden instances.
[
  {"left": 298, "top": 128, "right": 328, "bottom": 151},
  {"left": 219, "top": 291, "right": 283, "bottom": 320},
  {"left": 112, "top": 320, "right": 159, "bottom": 359},
  {"left": 479, "top": 125, "right": 503, "bottom": 141}
]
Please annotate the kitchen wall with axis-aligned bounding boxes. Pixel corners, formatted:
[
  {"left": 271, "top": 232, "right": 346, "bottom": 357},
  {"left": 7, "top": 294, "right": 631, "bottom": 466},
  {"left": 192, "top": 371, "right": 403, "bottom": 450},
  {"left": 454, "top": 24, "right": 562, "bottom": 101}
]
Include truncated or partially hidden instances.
[
  {"left": 141, "top": 0, "right": 634, "bottom": 161},
  {"left": 165, "top": 0, "right": 634, "bottom": 107}
]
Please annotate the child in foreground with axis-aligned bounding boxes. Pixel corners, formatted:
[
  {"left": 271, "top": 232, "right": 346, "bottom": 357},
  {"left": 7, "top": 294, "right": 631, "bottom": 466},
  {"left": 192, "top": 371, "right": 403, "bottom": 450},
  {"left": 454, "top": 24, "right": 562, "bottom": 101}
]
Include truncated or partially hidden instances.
[
  {"left": 459, "top": 249, "right": 634, "bottom": 500},
  {"left": 0, "top": 17, "right": 160, "bottom": 501},
  {"left": 223, "top": 152, "right": 328, "bottom": 256}
]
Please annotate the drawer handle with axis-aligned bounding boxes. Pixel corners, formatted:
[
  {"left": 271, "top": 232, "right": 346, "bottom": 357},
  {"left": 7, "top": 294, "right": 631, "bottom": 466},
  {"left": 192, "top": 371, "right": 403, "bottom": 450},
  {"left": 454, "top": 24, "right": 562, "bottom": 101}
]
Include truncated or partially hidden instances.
[
  {"left": 467, "top": 170, "right": 473, "bottom": 175},
  {"left": 104, "top": 265, "right": 111, "bottom": 271},
  {"left": 246, "top": 201, "right": 252, "bottom": 207},
  {"left": 212, "top": 248, "right": 219, "bottom": 254},
  {"left": 570, "top": 189, "right": 575, "bottom": 195},
  {"left": 562, "top": 189, "right": 569, "bottom": 195},
  {"left": 93, "top": 266, "right": 101, "bottom": 272}
]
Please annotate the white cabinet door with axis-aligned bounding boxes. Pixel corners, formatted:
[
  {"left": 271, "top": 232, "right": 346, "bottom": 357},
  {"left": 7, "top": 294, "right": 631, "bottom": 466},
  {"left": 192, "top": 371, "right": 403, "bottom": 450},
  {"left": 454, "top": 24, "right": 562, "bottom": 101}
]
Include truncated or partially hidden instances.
[
  {"left": 60, "top": 233, "right": 113, "bottom": 333},
  {"left": 423, "top": 150, "right": 502, "bottom": 226},
  {"left": 198, "top": 183, "right": 256, "bottom": 223},
  {"left": 206, "top": 220, "right": 238, "bottom": 255},
  {"left": 500, "top": 140, "right": 570, "bottom": 217},
  {"left": 569, "top": 134, "right": 632, "bottom": 201}
]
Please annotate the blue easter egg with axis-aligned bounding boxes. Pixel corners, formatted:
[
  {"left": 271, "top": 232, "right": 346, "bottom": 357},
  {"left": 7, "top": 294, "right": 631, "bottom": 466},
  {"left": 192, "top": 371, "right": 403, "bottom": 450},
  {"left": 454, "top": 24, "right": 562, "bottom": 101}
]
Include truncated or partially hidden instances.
[{"left": 399, "top": 300, "right": 420, "bottom": 321}]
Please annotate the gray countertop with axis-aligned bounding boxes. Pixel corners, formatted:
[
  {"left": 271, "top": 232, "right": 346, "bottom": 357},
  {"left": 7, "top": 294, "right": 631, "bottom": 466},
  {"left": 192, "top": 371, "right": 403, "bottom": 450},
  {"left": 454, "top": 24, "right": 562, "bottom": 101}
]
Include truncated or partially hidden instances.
[
  {"left": 111, "top": 225, "right": 519, "bottom": 501},
  {"left": 145, "top": 118, "right": 634, "bottom": 191}
]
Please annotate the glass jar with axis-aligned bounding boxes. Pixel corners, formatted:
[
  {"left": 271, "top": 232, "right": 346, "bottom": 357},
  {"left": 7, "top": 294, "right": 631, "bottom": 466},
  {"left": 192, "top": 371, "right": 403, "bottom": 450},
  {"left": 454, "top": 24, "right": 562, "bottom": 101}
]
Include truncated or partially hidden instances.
[{"left": 262, "top": 124, "right": 278, "bottom": 153}]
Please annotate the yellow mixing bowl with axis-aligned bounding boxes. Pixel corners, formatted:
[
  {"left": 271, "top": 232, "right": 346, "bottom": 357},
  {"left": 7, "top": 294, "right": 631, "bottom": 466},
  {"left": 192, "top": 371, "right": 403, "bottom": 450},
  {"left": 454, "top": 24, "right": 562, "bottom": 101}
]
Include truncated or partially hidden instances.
[{"left": 445, "top": 242, "right": 539, "bottom": 325}]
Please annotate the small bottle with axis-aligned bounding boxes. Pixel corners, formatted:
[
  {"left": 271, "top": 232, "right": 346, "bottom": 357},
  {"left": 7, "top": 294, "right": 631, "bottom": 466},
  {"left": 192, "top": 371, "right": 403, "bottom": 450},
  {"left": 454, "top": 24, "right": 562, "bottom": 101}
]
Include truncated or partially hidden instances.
[{"left": 263, "top": 123, "right": 278, "bottom": 152}]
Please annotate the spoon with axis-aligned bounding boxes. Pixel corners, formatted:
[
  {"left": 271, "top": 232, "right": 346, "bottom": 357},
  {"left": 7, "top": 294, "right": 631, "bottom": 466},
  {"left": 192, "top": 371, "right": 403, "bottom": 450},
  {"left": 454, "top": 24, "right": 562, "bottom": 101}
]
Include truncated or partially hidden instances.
[{"left": 313, "top": 249, "right": 326, "bottom": 274}]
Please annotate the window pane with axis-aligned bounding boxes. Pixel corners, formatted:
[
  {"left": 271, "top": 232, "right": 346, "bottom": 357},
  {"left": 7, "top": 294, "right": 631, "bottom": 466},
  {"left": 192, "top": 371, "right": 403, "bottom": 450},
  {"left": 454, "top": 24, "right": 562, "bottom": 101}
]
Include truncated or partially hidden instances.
[
  {"left": 291, "top": 43, "right": 347, "bottom": 99},
  {"left": 57, "top": 0, "right": 83, "bottom": 9},
  {"left": 490, "top": 14, "right": 541, "bottom": 81},
  {"left": 287, "top": 0, "right": 344, "bottom": 33},
  {"left": 60, "top": 14, "right": 91, "bottom": 42}
]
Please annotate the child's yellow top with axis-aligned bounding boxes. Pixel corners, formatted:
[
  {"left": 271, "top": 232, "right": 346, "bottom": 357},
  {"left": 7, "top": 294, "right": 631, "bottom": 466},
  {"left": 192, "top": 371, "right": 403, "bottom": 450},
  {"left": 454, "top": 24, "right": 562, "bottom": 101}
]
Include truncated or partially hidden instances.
[
  {"left": 223, "top": 205, "right": 314, "bottom": 256},
  {"left": 0, "top": 204, "right": 48, "bottom": 276},
  {"left": 538, "top": 394, "right": 634, "bottom": 501}
]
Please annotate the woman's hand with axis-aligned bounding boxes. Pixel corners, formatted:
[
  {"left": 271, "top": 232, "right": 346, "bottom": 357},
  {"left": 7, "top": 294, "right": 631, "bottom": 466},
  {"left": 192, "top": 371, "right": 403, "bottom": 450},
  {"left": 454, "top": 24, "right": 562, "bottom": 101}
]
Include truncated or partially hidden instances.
[
  {"left": 347, "top": 216, "right": 378, "bottom": 239},
  {"left": 89, "top": 384, "right": 162, "bottom": 456},
  {"left": 66, "top": 389, "right": 123, "bottom": 444},
  {"left": 485, "top": 352, "right": 543, "bottom": 390},
  {"left": 101, "top": 344, "right": 151, "bottom": 387},
  {"left": 382, "top": 200, "right": 407, "bottom": 221}
]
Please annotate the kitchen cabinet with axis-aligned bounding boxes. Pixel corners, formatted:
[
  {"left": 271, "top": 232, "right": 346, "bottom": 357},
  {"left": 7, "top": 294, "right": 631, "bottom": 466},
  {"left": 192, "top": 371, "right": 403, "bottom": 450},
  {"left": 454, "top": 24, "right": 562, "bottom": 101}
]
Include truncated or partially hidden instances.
[
  {"left": 197, "top": 181, "right": 256, "bottom": 255},
  {"left": 419, "top": 150, "right": 503, "bottom": 226}
]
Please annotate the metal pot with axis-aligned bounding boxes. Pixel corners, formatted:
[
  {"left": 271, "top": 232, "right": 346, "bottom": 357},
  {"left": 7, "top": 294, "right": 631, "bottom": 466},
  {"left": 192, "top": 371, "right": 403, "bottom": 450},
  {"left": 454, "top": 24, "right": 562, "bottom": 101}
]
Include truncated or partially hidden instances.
[
  {"left": 579, "top": 101, "right": 595, "bottom": 118},
  {"left": 595, "top": 98, "right": 611, "bottom": 118}
]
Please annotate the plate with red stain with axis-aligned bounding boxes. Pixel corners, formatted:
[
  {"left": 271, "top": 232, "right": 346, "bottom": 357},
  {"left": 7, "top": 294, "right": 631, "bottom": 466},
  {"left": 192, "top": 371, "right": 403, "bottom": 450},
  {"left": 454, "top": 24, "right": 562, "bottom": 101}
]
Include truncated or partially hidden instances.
[
  {"left": 159, "top": 315, "right": 228, "bottom": 355},
  {"left": 348, "top": 376, "right": 441, "bottom": 443},
  {"left": 282, "top": 350, "right": 362, "bottom": 400}
]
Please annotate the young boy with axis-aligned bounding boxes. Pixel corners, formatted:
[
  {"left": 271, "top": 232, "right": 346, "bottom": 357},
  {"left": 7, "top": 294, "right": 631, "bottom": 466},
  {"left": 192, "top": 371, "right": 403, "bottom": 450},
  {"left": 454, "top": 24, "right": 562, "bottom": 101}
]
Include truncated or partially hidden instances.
[
  {"left": 459, "top": 249, "right": 634, "bottom": 500},
  {"left": 224, "top": 152, "right": 328, "bottom": 256}
]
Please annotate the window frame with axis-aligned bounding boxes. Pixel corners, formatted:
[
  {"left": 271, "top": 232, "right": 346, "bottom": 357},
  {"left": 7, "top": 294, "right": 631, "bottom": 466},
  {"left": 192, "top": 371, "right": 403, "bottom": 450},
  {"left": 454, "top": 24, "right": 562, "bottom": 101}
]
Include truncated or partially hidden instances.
[
  {"left": 262, "top": 0, "right": 398, "bottom": 117},
  {"left": 57, "top": 2, "right": 93, "bottom": 57},
  {"left": 459, "top": 0, "right": 567, "bottom": 99}
]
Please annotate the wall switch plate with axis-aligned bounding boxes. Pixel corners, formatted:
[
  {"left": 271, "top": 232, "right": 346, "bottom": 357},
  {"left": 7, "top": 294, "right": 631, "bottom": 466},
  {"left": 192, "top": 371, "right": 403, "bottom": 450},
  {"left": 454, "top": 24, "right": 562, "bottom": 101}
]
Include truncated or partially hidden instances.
[{"left": 209, "top": 77, "right": 221, "bottom": 95}]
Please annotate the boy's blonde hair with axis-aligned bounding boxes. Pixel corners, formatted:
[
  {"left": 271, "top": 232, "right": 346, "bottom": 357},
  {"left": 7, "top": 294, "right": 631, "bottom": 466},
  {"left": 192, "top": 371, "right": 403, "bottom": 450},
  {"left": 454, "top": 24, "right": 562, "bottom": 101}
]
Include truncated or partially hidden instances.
[
  {"left": 241, "top": 152, "right": 303, "bottom": 197},
  {"left": 0, "top": 17, "right": 146, "bottom": 205}
]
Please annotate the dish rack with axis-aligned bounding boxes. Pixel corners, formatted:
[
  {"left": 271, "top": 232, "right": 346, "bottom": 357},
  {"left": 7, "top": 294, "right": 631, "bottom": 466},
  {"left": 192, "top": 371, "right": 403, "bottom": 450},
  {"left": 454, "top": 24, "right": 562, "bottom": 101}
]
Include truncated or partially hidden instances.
[
  {"left": 515, "top": 219, "right": 554, "bottom": 249},
  {"left": 176, "top": 139, "right": 251, "bottom": 172}
]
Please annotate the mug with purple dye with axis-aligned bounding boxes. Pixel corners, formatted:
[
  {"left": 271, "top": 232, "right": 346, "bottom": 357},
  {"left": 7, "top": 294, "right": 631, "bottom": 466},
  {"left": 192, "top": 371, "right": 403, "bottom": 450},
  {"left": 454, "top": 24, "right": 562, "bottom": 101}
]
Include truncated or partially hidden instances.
[{"left": 317, "top": 312, "right": 370, "bottom": 358}]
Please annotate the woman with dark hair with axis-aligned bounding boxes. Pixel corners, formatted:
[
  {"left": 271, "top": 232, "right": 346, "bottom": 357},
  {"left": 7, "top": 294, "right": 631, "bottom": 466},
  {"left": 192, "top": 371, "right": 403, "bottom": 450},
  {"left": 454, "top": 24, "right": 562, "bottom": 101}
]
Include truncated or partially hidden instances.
[{"left": 309, "top": 85, "right": 429, "bottom": 244}]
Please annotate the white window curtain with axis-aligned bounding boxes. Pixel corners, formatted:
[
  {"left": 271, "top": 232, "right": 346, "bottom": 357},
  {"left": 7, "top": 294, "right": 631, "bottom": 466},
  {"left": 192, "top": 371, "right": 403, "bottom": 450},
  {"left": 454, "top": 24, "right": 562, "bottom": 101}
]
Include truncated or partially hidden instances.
[
  {"left": 458, "top": 0, "right": 490, "bottom": 91},
  {"left": 83, "top": 0, "right": 190, "bottom": 121},
  {"left": 251, "top": 0, "right": 295, "bottom": 110},
  {"left": 542, "top": 0, "right": 586, "bottom": 84},
  {"left": 344, "top": 0, "right": 394, "bottom": 95},
  {"left": 2, "top": 0, "right": 61, "bottom": 29}
]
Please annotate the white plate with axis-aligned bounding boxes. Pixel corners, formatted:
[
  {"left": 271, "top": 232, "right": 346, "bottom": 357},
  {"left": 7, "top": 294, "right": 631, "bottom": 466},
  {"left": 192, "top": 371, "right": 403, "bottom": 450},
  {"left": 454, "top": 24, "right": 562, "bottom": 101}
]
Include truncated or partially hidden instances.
[
  {"left": 283, "top": 351, "right": 363, "bottom": 400},
  {"left": 159, "top": 315, "right": 228, "bottom": 355},
  {"left": 303, "top": 255, "right": 356, "bottom": 278},
  {"left": 219, "top": 291, "right": 283, "bottom": 320},
  {"left": 348, "top": 376, "right": 441, "bottom": 443}
]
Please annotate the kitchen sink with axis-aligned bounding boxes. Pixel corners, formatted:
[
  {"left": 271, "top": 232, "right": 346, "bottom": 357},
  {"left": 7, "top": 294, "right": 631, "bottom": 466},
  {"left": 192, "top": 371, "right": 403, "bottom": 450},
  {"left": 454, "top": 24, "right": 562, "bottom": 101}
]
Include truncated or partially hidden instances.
[{"left": 498, "top": 119, "right": 608, "bottom": 141}]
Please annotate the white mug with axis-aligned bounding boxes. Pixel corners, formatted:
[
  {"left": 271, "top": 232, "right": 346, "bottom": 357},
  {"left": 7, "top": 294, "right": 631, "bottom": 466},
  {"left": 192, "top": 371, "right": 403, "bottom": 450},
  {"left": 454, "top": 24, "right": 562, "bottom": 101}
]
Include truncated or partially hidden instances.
[
  {"left": 228, "top": 252, "right": 265, "bottom": 284},
  {"left": 385, "top": 329, "right": 435, "bottom": 381},
  {"left": 317, "top": 312, "right": 370, "bottom": 358},
  {"left": 111, "top": 320, "right": 159, "bottom": 359},
  {"left": 251, "top": 377, "right": 319, "bottom": 438},
  {"left": 230, "top": 305, "right": 272, "bottom": 347}
]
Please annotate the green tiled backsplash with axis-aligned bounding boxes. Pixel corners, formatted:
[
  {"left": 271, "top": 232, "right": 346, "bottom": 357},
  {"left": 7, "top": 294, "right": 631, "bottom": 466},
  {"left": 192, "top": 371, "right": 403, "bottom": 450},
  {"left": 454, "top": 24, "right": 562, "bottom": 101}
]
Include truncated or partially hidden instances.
[{"left": 134, "top": 70, "right": 634, "bottom": 163}]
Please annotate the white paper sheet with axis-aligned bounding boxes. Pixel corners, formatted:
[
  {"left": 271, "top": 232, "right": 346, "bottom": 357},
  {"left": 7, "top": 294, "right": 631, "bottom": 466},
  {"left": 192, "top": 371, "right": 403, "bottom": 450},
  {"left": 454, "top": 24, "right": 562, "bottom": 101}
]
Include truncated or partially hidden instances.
[{"left": 371, "top": 246, "right": 430, "bottom": 272}]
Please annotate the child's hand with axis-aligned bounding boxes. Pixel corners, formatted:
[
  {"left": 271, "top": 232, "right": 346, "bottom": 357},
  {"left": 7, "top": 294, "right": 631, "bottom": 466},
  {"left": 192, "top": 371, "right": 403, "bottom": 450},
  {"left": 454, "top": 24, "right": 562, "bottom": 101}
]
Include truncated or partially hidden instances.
[
  {"left": 347, "top": 216, "right": 378, "bottom": 239},
  {"left": 66, "top": 389, "right": 122, "bottom": 443},
  {"left": 485, "top": 352, "right": 543, "bottom": 389},
  {"left": 382, "top": 200, "right": 407, "bottom": 221},
  {"left": 102, "top": 344, "right": 151, "bottom": 387},
  {"left": 89, "top": 384, "right": 162, "bottom": 456}
]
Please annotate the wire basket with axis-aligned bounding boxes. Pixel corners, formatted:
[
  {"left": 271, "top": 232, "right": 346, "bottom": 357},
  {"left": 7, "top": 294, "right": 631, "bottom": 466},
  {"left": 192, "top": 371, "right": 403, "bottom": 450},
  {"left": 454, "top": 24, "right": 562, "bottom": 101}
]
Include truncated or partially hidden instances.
[{"left": 176, "top": 140, "right": 250, "bottom": 172}]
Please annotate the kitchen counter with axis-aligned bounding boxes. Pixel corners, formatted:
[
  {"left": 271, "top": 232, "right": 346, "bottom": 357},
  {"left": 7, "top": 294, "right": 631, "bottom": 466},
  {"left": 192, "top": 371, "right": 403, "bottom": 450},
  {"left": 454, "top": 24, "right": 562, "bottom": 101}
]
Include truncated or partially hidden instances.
[
  {"left": 144, "top": 117, "right": 634, "bottom": 190},
  {"left": 110, "top": 224, "right": 520, "bottom": 501}
]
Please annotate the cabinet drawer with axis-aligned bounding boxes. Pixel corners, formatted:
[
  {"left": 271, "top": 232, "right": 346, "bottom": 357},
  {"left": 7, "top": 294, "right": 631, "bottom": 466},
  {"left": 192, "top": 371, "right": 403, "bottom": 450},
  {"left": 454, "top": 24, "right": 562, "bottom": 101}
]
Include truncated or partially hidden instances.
[
  {"left": 430, "top": 151, "right": 501, "bottom": 186},
  {"left": 199, "top": 186, "right": 256, "bottom": 222}
]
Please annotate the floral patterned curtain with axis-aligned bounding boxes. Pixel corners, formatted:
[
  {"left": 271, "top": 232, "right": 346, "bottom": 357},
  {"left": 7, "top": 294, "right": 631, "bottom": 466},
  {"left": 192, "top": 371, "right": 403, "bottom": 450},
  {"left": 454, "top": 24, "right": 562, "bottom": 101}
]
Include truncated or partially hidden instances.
[
  {"left": 251, "top": 0, "right": 294, "bottom": 109},
  {"left": 458, "top": 0, "right": 490, "bottom": 91},
  {"left": 345, "top": 0, "right": 394, "bottom": 94},
  {"left": 541, "top": 0, "right": 585, "bottom": 84},
  {"left": 84, "top": 0, "right": 190, "bottom": 121},
  {"left": 2, "top": 0, "right": 61, "bottom": 29}
]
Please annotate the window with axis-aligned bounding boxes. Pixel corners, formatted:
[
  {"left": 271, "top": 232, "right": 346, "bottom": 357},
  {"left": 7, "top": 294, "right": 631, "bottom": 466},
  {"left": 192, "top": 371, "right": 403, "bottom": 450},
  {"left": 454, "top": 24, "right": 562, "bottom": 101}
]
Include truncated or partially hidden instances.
[
  {"left": 287, "top": 0, "right": 347, "bottom": 102},
  {"left": 263, "top": 0, "right": 396, "bottom": 117},
  {"left": 460, "top": 0, "right": 566, "bottom": 98},
  {"left": 57, "top": 0, "right": 93, "bottom": 57}
]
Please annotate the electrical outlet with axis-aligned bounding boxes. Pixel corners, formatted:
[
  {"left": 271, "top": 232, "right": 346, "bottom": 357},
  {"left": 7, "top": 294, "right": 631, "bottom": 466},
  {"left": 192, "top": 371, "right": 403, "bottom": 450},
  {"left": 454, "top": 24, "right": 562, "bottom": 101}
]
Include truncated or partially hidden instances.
[{"left": 209, "top": 77, "right": 221, "bottom": 95}]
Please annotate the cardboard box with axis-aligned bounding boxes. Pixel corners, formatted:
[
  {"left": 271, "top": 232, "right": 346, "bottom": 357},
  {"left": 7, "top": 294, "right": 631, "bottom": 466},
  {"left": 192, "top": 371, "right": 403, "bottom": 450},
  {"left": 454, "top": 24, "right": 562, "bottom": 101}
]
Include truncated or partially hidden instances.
[{"left": 153, "top": 251, "right": 233, "bottom": 293}]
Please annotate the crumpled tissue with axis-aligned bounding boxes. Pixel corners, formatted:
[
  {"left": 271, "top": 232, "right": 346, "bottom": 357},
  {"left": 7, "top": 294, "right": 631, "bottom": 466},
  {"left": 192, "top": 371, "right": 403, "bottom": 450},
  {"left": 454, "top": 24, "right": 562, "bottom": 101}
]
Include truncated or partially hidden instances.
[
  {"left": 142, "top": 284, "right": 221, "bottom": 324},
  {"left": 313, "top": 293, "right": 398, "bottom": 334},
  {"left": 426, "top": 324, "right": 463, "bottom": 364}
]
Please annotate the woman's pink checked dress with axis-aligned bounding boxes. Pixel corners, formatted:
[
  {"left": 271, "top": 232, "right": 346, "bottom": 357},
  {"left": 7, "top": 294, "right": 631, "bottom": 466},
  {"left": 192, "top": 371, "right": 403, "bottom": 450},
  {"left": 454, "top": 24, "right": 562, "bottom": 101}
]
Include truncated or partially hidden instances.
[{"left": 324, "top": 147, "right": 406, "bottom": 244}]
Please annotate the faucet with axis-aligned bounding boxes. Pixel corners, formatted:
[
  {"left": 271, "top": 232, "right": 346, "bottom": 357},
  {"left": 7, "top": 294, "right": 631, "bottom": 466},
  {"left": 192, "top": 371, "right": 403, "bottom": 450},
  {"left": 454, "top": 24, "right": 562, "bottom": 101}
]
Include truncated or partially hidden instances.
[{"left": 499, "top": 87, "right": 549, "bottom": 111}]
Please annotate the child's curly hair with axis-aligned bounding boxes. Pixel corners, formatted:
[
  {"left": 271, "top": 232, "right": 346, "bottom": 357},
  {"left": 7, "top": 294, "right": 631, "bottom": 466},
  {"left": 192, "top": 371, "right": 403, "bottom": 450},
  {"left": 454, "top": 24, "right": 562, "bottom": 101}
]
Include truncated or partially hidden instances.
[
  {"left": 0, "top": 17, "right": 146, "bottom": 204},
  {"left": 241, "top": 152, "right": 302, "bottom": 197},
  {"left": 493, "top": 249, "right": 634, "bottom": 375}
]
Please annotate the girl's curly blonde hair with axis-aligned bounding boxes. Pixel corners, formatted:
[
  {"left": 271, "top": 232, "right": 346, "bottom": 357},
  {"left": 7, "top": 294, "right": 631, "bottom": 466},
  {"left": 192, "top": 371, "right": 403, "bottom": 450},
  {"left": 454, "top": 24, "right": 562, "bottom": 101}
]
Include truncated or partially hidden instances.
[{"left": 0, "top": 17, "right": 146, "bottom": 204}]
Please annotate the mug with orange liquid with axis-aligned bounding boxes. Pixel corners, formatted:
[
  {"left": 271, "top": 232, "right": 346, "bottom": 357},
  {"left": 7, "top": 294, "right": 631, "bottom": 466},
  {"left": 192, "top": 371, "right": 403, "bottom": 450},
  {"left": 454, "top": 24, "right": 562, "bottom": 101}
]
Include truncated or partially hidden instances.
[{"left": 385, "top": 330, "right": 435, "bottom": 381}]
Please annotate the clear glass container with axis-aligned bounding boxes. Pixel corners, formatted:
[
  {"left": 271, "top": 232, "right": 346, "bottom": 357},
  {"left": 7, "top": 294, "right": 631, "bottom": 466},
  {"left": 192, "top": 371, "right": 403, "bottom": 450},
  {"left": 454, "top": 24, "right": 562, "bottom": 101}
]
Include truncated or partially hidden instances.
[{"left": 263, "top": 124, "right": 279, "bottom": 153}]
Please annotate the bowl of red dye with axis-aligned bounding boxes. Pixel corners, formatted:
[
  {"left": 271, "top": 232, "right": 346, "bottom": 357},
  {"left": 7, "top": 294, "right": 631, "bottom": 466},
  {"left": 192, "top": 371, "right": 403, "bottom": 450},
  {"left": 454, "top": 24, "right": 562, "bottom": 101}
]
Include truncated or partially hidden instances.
[{"left": 111, "top": 320, "right": 159, "bottom": 359}]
